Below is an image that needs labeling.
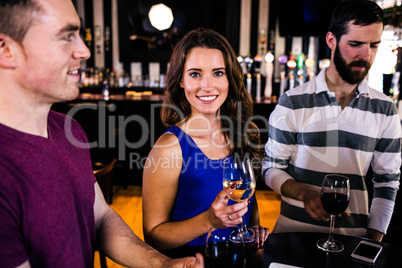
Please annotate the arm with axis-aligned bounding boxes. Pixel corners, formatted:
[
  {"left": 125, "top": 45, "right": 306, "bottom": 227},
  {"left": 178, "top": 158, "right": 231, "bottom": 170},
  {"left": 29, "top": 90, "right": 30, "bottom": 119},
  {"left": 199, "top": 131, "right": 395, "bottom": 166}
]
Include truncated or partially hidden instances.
[
  {"left": 262, "top": 110, "right": 330, "bottom": 222},
  {"left": 0, "top": 168, "right": 32, "bottom": 268},
  {"left": 366, "top": 107, "right": 401, "bottom": 241},
  {"left": 365, "top": 228, "right": 384, "bottom": 242},
  {"left": 279, "top": 177, "right": 330, "bottom": 222},
  {"left": 142, "top": 133, "right": 248, "bottom": 250},
  {"left": 264, "top": 164, "right": 330, "bottom": 221},
  {"left": 94, "top": 183, "right": 203, "bottom": 267}
]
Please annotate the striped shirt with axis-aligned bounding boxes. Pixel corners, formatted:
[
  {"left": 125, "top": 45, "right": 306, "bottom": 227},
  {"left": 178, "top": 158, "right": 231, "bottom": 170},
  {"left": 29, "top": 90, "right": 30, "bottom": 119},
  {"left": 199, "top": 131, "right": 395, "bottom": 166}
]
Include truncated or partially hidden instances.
[{"left": 262, "top": 68, "right": 401, "bottom": 237}]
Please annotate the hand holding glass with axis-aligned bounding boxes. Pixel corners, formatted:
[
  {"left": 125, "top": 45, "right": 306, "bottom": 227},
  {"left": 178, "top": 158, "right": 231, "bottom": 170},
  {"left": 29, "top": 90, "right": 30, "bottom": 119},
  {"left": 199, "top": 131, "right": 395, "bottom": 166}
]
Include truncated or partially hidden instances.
[
  {"left": 316, "top": 174, "right": 350, "bottom": 252},
  {"left": 223, "top": 156, "right": 256, "bottom": 243}
]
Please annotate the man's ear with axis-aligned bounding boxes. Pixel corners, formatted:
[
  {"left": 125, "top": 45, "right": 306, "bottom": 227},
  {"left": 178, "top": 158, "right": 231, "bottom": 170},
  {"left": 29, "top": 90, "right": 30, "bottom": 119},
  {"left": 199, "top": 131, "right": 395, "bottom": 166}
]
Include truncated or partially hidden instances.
[
  {"left": 0, "top": 35, "right": 18, "bottom": 69},
  {"left": 326, "top": 32, "right": 337, "bottom": 51}
]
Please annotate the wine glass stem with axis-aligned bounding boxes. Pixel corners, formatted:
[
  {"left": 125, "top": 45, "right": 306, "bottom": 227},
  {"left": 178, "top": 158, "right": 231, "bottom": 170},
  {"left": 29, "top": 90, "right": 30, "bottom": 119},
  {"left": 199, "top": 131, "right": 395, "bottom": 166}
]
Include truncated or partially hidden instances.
[
  {"left": 241, "top": 215, "right": 247, "bottom": 232},
  {"left": 327, "top": 215, "right": 335, "bottom": 245},
  {"left": 240, "top": 215, "right": 252, "bottom": 240}
]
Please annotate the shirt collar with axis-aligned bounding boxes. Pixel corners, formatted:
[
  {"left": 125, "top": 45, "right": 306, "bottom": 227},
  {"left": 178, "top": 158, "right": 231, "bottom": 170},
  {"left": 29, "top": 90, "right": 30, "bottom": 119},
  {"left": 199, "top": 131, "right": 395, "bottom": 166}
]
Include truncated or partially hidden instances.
[
  {"left": 356, "top": 79, "right": 370, "bottom": 97},
  {"left": 315, "top": 67, "right": 370, "bottom": 97}
]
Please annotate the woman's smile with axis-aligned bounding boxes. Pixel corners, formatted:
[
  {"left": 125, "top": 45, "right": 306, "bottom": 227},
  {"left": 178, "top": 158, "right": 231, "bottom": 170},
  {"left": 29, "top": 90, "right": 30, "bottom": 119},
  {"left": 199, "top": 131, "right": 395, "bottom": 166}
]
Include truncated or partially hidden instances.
[{"left": 197, "top": 95, "right": 218, "bottom": 102}]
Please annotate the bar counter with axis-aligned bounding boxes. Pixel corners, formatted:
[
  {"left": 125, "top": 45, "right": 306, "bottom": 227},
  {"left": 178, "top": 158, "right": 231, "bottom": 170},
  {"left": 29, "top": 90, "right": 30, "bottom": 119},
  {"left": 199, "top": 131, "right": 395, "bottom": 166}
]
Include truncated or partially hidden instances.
[
  {"left": 251, "top": 232, "right": 402, "bottom": 267},
  {"left": 160, "top": 232, "right": 402, "bottom": 267}
]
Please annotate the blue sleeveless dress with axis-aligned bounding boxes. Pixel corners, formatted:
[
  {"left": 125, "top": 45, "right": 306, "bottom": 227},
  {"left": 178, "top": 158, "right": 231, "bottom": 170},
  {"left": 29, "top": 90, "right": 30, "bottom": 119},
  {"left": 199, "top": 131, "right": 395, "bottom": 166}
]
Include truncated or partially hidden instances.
[{"left": 167, "top": 126, "right": 253, "bottom": 247}]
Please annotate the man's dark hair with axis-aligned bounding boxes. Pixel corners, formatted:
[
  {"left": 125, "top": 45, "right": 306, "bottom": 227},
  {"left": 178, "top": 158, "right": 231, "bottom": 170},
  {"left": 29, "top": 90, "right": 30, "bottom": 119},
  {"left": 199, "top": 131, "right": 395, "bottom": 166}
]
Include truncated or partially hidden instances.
[
  {"left": 0, "top": 0, "right": 43, "bottom": 43},
  {"left": 328, "top": 0, "right": 384, "bottom": 41}
]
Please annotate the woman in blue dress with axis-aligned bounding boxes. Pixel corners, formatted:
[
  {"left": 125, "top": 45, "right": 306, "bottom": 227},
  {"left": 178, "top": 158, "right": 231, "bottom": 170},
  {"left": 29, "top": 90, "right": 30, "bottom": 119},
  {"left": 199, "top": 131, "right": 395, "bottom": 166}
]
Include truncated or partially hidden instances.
[{"left": 142, "top": 28, "right": 269, "bottom": 256}]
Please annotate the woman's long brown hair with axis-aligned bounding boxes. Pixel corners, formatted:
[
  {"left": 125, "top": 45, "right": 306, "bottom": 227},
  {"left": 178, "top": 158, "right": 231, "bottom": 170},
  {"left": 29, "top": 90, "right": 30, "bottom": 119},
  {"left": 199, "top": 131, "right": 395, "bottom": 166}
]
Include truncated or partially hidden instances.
[{"left": 161, "top": 28, "right": 264, "bottom": 176}]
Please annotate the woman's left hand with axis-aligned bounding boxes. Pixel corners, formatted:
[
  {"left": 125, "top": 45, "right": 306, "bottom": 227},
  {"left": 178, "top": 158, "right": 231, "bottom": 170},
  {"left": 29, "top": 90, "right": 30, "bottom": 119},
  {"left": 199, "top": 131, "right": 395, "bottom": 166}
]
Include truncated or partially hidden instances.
[{"left": 250, "top": 226, "right": 269, "bottom": 249}]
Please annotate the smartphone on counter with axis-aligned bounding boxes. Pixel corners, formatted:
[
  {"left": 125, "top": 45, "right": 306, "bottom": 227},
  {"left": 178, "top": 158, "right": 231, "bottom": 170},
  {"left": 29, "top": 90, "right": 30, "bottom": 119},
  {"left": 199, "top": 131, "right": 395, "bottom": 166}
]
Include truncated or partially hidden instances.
[{"left": 351, "top": 240, "right": 383, "bottom": 265}]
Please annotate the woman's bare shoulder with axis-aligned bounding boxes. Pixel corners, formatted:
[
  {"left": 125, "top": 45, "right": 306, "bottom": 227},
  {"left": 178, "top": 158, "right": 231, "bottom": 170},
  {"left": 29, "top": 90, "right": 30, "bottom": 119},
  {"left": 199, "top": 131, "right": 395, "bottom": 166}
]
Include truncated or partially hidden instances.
[{"left": 149, "top": 131, "right": 181, "bottom": 158}]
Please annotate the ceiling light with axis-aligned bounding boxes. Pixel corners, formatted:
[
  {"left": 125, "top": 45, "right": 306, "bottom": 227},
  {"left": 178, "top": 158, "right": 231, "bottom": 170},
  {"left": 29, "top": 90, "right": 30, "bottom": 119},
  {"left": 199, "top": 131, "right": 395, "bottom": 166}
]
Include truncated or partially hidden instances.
[{"left": 148, "top": 4, "right": 174, "bottom": 31}]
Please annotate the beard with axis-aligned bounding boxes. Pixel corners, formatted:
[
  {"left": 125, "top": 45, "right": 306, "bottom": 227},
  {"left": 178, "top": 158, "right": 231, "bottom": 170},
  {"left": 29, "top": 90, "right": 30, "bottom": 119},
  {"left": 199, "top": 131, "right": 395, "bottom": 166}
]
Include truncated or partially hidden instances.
[{"left": 333, "top": 45, "right": 371, "bottom": 85}]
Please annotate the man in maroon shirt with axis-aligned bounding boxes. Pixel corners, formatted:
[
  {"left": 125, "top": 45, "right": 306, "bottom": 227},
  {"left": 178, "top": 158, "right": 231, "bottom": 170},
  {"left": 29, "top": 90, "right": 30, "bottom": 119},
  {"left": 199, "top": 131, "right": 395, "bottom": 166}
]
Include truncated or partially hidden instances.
[{"left": 0, "top": 0, "right": 203, "bottom": 267}]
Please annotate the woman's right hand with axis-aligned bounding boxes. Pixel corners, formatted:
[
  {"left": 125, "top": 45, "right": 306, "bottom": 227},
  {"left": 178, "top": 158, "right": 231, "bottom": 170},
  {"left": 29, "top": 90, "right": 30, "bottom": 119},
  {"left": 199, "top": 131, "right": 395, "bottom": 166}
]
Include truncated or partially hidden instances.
[{"left": 205, "top": 186, "right": 249, "bottom": 230}]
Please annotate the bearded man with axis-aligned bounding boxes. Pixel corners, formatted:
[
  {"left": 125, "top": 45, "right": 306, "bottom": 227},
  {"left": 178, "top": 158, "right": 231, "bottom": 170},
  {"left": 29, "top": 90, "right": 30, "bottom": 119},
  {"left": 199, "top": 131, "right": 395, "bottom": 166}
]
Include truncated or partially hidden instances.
[{"left": 262, "top": 0, "right": 401, "bottom": 243}]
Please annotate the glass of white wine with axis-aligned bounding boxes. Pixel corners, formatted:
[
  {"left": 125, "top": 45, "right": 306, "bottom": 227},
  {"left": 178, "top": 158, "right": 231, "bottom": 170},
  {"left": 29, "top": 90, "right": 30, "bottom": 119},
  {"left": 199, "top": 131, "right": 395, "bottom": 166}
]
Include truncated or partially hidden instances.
[{"left": 223, "top": 156, "right": 256, "bottom": 243}]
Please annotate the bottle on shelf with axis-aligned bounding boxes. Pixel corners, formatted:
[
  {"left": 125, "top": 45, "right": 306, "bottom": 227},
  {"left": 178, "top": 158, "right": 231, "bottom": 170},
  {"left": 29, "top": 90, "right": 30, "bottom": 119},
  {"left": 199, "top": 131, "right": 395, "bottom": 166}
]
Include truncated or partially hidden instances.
[
  {"left": 85, "top": 28, "right": 92, "bottom": 49},
  {"left": 102, "top": 78, "right": 109, "bottom": 101}
]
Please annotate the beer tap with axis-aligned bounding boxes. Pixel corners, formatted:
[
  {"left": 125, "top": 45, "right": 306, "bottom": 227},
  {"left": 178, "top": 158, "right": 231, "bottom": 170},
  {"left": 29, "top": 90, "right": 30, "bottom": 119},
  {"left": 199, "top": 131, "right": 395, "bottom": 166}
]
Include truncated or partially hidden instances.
[
  {"left": 264, "top": 51, "right": 274, "bottom": 99},
  {"left": 254, "top": 54, "right": 262, "bottom": 102},
  {"left": 287, "top": 55, "right": 297, "bottom": 91},
  {"left": 297, "top": 52, "right": 305, "bottom": 86},
  {"left": 237, "top": 55, "right": 247, "bottom": 76},
  {"left": 244, "top": 56, "right": 253, "bottom": 95},
  {"left": 278, "top": 55, "right": 288, "bottom": 97},
  {"left": 305, "top": 58, "right": 315, "bottom": 81},
  {"left": 319, "top": 58, "right": 331, "bottom": 71}
]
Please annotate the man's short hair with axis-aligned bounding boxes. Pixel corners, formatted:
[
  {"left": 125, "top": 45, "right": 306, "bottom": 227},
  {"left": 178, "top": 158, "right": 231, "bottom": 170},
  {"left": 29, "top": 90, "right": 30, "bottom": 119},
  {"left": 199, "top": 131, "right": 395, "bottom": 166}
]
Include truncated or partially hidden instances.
[
  {"left": 0, "top": 0, "right": 43, "bottom": 43},
  {"left": 328, "top": 0, "right": 384, "bottom": 41}
]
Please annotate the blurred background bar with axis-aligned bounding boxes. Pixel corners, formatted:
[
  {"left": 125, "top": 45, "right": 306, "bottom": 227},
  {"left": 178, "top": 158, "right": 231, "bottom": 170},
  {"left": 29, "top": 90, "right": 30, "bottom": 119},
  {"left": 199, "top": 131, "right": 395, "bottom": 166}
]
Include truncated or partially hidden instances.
[{"left": 70, "top": 0, "right": 402, "bottom": 100}]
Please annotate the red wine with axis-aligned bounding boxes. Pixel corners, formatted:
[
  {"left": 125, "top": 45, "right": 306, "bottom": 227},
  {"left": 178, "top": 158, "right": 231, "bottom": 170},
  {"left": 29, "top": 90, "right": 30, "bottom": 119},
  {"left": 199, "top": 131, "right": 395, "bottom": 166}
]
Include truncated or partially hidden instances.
[{"left": 321, "top": 192, "right": 349, "bottom": 215}]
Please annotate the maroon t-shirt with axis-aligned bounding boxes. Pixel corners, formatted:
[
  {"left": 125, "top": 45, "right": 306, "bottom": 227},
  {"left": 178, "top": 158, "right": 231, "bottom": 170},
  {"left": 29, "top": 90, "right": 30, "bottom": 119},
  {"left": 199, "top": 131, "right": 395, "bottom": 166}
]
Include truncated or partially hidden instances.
[{"left": 0, "top": 111, "right": 96, "bottom": 267}]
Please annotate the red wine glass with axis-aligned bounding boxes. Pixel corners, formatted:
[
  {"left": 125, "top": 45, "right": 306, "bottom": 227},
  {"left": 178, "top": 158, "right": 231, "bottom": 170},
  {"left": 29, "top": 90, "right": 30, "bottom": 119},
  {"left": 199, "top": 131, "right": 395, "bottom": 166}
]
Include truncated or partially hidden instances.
[{"left": 317, "top": 174, "right": 350, "bottom": 252}]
